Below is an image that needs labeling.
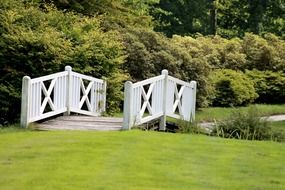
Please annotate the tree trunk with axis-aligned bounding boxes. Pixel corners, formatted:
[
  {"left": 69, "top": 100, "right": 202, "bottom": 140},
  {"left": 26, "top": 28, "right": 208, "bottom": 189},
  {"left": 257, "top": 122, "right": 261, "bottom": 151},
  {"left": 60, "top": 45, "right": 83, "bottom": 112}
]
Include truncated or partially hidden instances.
[{"left": 210, "top": 0, "right": 217, "bottom": 35}]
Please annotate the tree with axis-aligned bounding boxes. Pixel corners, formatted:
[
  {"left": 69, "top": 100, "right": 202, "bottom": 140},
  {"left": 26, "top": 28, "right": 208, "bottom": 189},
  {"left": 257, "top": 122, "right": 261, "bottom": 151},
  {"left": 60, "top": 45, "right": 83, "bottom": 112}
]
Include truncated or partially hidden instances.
[
  {"left": 43, "top": 0, "right": 158, "bottom": 29},
  {"left": 152, "top": 0, "right": 285, "bottom": 38},
  {"left": 151, "top": 0, "right": 211, "bottom": 37},
  {"left": 248, "top": 0, "right": 267, "bottom": 34},
  {"left": 210, "top": 0, "right": 218, "bottom": 35}
]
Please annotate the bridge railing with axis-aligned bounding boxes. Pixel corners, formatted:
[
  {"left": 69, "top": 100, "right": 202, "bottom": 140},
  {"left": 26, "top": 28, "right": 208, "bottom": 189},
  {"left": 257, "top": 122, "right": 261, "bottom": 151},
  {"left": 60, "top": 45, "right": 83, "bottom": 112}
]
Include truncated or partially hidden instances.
[
  {"left": 20, "top": 66, "right": 106, "bottom": 127},
  {"left": 123, "top": 70, "right": 197, "bottom": 130}
]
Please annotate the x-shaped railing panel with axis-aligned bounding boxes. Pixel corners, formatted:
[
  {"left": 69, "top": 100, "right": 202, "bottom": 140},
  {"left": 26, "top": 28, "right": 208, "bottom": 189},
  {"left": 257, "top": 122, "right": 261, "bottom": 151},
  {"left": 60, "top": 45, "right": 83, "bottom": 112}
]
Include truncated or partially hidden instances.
[
  {"left": 40, "top": 79, "right": 56, "bottom": 114},
  {"left": 172, "top": 85, "right": 185, "bottom": 115},
  {"left": 78, "top": 79, "right": 94, "bottom": 111},
  {"left": 139, "top": 83, "right": 154, "bottom": 117}
]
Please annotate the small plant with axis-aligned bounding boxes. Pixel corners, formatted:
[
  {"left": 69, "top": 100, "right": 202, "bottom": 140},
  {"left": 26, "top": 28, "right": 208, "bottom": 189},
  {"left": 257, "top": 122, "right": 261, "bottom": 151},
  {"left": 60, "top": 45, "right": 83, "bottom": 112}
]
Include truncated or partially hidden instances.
[
  {"left": 212, "top": 106, "right": 284, "bottom": 141},
  {"left": 176, "top": 119, "right": 206, "bottom": 134}
]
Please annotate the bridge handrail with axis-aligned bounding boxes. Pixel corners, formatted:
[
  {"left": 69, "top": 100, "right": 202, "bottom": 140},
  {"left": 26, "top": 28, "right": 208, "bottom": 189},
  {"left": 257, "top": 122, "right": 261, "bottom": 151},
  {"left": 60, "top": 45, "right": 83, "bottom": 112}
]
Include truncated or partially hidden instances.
[
  {"left": 123, "top": 70, "right": 197, "bottom": 130},
  {"left": 20, "top": 66, "right": 106, "bottom": 127}
]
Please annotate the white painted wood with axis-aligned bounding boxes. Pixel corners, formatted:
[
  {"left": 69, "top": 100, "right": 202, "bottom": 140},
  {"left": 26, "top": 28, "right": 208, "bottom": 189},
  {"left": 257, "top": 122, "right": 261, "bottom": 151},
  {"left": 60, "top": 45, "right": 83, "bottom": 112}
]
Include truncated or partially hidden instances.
[
  {"left": 166, "top": 76, "right": 196, "bottom": 121},
  {"left": 167, "top": 76, "right": 192, "bottom": 88},
  {"left": 140, "top": 112, "right": 164, "bottom": 124},
  {"left": 190, "top": 81, "right": 197, "bottom": 121},
  {"left": 20, "top": 66, "right": 107, "bottom": 126},
  {"left": 102, "top": 81, "right": 107, "bottom": 112},
  {"left": 40, "top": 79, "right": 56, "bottom": 114},
  {"left": 29, "top": 108, "right": 67, "bottom": 122},
  {"left": 65, "top": 66, "right": 72, "bottom": 115},
  {"left": 123, "top": 70, "right": 197, "bottom": 130},
  {"left": 132, "top": 75, "right": 164, "bottom": 88},
  {"left": 139, "top": 83, "right": 154, "bottom": 117},
  {"left": 31, "top": 71, "right": 68, "bottom": 83},
  {"left": 159, "top": 69, "right": 168, "bottom": 130},
  {"left": 72, "top": 72, "right": 104, "bottom": 83},
  {"left": 20, "top": 76, "right": 31, "bottom": 128},
  {"left": 133, "top": 86, "right": 141, "bottom": 121},
  {"left": 167, "top": 113, "right": 181, "bottom": 120},
  {"left": 22, "top": 67, "right": 194, "bottom": 129},
  {"left": 69, "top": 108, "right": 101, "bottom": 117},
  {"left": 78, "top": 79, "right": 93, "bottom": 110},
  {"left": 172, "top": 85, "right": 185, "bottom": 114},
  {"left": 31, "top": 82, "right": 41, "bottom": 118},
  {"left": 123, "top": 81, "right": 133, "bottom": 130}
]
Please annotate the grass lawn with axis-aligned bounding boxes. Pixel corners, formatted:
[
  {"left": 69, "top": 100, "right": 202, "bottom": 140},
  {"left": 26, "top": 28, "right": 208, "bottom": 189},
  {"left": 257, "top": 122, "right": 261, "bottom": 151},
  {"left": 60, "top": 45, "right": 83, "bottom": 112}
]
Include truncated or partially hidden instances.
[
  {"left": 0, "top": 129, "right": 284, "bottom": 190},
  {"left": 196, "top": 104, "right": 285, "bottom": 122}
]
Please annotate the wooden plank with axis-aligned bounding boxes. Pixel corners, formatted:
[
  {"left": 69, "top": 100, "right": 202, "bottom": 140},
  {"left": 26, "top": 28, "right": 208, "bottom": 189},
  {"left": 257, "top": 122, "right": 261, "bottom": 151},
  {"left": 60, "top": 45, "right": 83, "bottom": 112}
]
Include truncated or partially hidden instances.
[
  {"left": 38, "top": 124, "right": 122, "bottom": 131},
  {"left": 168, "top": 76, "right": 192, "bottom": 88},
  {"left": 54, "top": 116, "right": 123, "bottom": 122},
  {"left": 132, "top": 75, "right": 164, "bottom": 88},
  {"left": 42, "top": 121, "right": 122, "bottom": 128},
  {"left": 31, "top": 71, "right": 68, "bottom": 83},
  {"left": 72, "top": 72, "right": 104, "bottom": 83},
  {"left": 36, "top": 116, "right": 123, "bottom": 131}
]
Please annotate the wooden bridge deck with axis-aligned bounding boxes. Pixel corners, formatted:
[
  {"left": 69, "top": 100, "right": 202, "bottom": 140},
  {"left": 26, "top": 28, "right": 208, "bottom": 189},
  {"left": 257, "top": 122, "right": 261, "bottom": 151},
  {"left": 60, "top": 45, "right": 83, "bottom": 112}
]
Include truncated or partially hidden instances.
[{"left": 37, "top": 116, "right": 123, "bottom": 131}]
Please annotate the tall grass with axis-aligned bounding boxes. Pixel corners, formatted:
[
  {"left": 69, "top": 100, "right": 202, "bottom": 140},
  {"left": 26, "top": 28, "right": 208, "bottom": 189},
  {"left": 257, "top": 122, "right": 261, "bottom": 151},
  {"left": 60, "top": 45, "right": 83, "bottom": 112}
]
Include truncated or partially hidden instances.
[{"left": 212, "top": 106, "right": 284, "bottom": 141}]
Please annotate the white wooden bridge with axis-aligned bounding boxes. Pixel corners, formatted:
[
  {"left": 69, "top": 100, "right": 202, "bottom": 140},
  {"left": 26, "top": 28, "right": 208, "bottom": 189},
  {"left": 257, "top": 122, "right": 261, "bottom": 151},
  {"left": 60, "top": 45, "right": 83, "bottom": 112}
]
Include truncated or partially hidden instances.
[{"left": 21, "top": 66, "right": 197, "bottom": 131}]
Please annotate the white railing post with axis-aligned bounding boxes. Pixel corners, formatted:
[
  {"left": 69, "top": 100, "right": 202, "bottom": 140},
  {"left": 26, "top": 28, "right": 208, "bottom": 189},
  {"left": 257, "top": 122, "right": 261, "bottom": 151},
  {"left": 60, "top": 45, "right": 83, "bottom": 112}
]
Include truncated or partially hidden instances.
[
  {"left": 20, "top": 76, "right": 31, "bottom": 128},
  {"left": 65, "top": 66, "right": 72, "bottom": 115},
  {"left": 123, "top": 81, "right": 133, "bottom": 130},
  {"left": 190, "top": 81, "right": 197, "bottom": 122},
  {"left": 159, "top": 69, "right": 168, "bottom": 130},
  {"left": 102, "top": 80, "right": 107, "bottom": 112}
]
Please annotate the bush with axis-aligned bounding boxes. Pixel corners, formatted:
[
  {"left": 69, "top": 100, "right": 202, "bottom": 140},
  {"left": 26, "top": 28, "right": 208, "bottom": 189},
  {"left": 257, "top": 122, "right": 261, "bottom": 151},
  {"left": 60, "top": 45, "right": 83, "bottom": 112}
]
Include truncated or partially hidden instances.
[
  {"left": 246, "top": 70, "right": 285, "bottom": 104},
  {"left": 242, "top": 33, "right": 285, "bottom": 71},
  {"left": 210, "top": 69, "right": 258, "bottom": 106},
  {"left": 168, "top": 33, "right": 285, "bottom": 72},
  {"left": 212, "top": 106, "right": 278, "bottom": 141},
  {"left": 0, "top": 1, "right": 126, "bottom": 124},
  {"left": 122, "top": 28, "right": 211, "bottom": 107}
]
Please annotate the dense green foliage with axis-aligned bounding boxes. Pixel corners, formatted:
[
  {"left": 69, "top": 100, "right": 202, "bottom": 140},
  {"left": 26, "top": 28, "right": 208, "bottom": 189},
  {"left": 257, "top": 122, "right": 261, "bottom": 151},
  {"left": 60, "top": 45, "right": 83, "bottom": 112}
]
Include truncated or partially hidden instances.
[
  {"left": 151, "top": 0, "right": 211, "bottom": 37},
  {"left": 122, "top": 28, "right": 211, "bottom": 107},
  {"left": 210, "top": 69, "right": 258, "bottom": 107},
  {"left": 0, "top": 130, "right": 285, "bottom": 189},
  {"left": 169, "top": 34, "right": 285, "bottom": 72},
  {"left": 152, "top": 0, "right": 285, "bottom": 38},
  {"left": 0, "top": 0, "right": 126, "bottom": 123},
  {"left": 168, "top": 34, "right": 285, "bottom": 106},
  {"left": 246, "top": 70, "right": 285, "bottom": 104},
  {"left": 44, "top": 0, "right": 158, "bottom": 29}
]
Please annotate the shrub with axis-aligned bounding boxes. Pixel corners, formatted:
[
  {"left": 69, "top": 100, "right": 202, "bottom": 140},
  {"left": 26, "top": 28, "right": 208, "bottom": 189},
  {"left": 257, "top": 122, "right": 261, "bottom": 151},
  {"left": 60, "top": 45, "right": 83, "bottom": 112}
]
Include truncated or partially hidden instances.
[
  {"left": 246, "top": 70, "right": 285, "bottom": 104},
  {"left": 122, "top": 28, "right": 211, "bottom": 107},
  {"left": 168, "top": 33, "right": 285, "bottom": 72},
  {"left": 242, "top": 33, "right": 285, "bottom": 72},
  {"left": 212, "top": 106, "right": 276, "bottom": 141},
  {"left": 210, "top": 69, "right": 258, "bottom": 107},
  {"left": 0, "top": 1, "right": 126, "bottom": 124}
]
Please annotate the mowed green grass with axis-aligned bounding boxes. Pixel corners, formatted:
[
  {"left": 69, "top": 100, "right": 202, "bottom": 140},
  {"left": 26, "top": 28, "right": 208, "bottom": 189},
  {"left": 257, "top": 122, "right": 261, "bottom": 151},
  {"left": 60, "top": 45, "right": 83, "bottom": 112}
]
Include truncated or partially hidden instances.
[
  {"left": 0, "top": 130, "right": 284, "bottom": 190},
  {"left": 196, "top": 104, "right": 285, "bottom": 122}
]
